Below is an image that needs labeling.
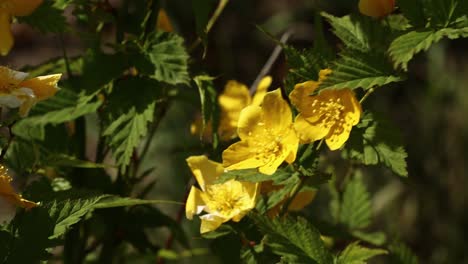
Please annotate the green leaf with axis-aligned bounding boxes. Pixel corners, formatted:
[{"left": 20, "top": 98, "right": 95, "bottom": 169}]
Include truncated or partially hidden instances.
[
  {"left": 339, "top": 173, "right": 372, "bottom": 230},
  {"left": 388, "top": 242, "right": 419, "bottom": 264},
  {"left": 12, "top": 89, "right": 101, "bottom": 141},
  {"left": 351, "top": 230, "right": 386, "bottom": 246},
  {"left": 215, "top": 168, "right": 291, "bottom": 184},
  {"left": 143, "top": 32, "right": 190, "bottom": 85},
  {"left": 193, "top": 75, "right": 218, "bottom": 144},
  {"left": 322, "top": 13, "right": 371, "bottom": 52},
  {"left": 17, "top": 0, "right": 68, "bottom": 33},
  {"left": 336, "top": 242, "right": 387, "bottom": 264},
  {"left": 43, "top": 154, "right": 110, "bottom": 168},
  {"left": 283, "top": 46, "right": 329, "bottom": 94},
  {"left": 102, "top": 77, "right": 164, "bottom": 169},
  {"left": 94, "top": 196, "right": 181, "bottom": 209},
  {"left": 389, "top": 30, "right": 444, "bottom": 71},
  {"left": 319, "top": 51, "right": 404, "bottom": 91},
  {"left": 254, "top": 215, "right": 333, "bottom": 264},
  {"left": 342, "top": 112, "right": 408, "bottom": 177}
]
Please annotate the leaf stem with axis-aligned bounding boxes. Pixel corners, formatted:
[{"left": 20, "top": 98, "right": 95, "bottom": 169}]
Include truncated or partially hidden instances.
[
  {"left": 189, "top": 0, "right": 229, "bottom": 53},
  {"left": 359, "top": 87, "right": 374, "bottom": 104}
]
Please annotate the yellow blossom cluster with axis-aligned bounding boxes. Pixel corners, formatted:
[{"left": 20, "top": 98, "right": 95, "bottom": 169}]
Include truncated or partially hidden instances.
[{"left": 186, "top": 70, "right": 362, "bottom": 233}]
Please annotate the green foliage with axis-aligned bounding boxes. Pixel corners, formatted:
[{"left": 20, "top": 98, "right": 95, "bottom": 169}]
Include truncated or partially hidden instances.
[
  {"left": 102, "top": 77, "right": 162, "bottom": 169},
  {"left": 17, "top": 0, "right": 68, "bottom": 33},
  {"left": 193, "top": 75, "right": 218, "bottom": 143},
  {"left": 254, "top": 215, "right": 333, "bottom": 264},
  {"left": 388, "top": 242, "right": 419, "bottom": 264},
  {"left": 343, "top": 112, "right": 408, "bottom": 177},
  {"left": 319, "top": 50, "right": 404, "bottom": 91},
  {"left": 143, "top": 32, "right": 190, "bottom": 85},
  {"left": 335, "top": 242, "right": 387, "bottom": 264},
  {"left": 339, "top": 173, "right": 372, "bottom": 230}
]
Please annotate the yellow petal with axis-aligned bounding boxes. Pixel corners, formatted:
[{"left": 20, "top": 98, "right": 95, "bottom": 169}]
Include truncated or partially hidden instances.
[
  {"left": 293, "top": 114, "right": 329, "bottom": 144},
  {"left": 318, "top": 69, "right": 332, "bottom": 82},
  {"left": 359, "top": 0, "right": 395, "bottom": 18},
  {"left": 218, "top": 80, "right": 251, "bottom": 112},
  {"left": 283, "top": 129, "right": 299, "bottom": 164},
  {"left": 251, "top": 76, "right": 272, "bottom": 106},
  {"left": 289, "top": 81, "right": 321, "bottom": 119},
  {"left": 200, "top": 214, "right": 226, "bottom": 233},
  {"left": 0, "top": 173, "right": 37, "bottom": 209},
  {"left": 341, "top": 89, "right": 362, "bottom": 126},
  {"left": 259, "top": 151, "right": 288, "bottom": 175},
  {"left": 186, "top": 156, "right": 224, "bottom": 191},
  {"left": 288, "top": 190, "right": 317, "bottom": 211},
  {"left": 0, "top": 12, "right": 13, "bottom": 56},
  {"left": 186, "top": 186, "right": 205, "bottom": 220},
  {"left": 156, "top": 9, "right": 173, "bottom": 32},
  {"left": 19, "top": 74, "right": 61, "bottom": 101},
  {"left": 9, "top": 0, "right": 43, "bottom": 16},
  {"left": 262, "top": 89, "right": 292, "bottom": 133},
  {"left": 325, "top": 124, "right": 352, "bottom": 151},
  {"left": 236, "top": 105, "right": 265, "bottom": 140},
  {"left": 223, "top": 140, "right": 265, "bottom": 171}
]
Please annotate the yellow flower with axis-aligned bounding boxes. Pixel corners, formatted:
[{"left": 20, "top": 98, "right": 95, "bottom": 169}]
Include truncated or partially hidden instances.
[
  {"left": 185, "top": 155, "right": 258, "bottom": 233},
  {"left": 0, "top": 0, "right": 43, "bottom": 55},
  {"left": 358, "top": 0, "right": 395, "bottom": 18},
  {"left": 191, "top": 76, "right": 272, "bottom": 141},
  {"left": 289, "top": 69, "right": 362, "bottom": 151},
  {"left": 222, "top": 88, "right": 299, "bottom": 175},
  {"left": 0, "top": 165, "right": 38, "bottom": 209},
  {"left": 0, "top": 66, "right": 61, "bottom": 116}
]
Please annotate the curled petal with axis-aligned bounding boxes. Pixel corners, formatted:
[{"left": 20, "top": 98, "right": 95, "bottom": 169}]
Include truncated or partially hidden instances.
[
  {"left": 186, "top": 156, "right": 224, "bottom": 191},
  {"left": 185, "top": 186, "right": 205, "bottom": 220},
  {"left": 200, "top": 214, "right": 226, "bottom": 234},
  {"left": 19, "top": 74, "right": 61, "bottom": 101}
]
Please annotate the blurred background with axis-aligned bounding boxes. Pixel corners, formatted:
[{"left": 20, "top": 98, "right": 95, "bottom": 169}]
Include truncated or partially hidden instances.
[{"left": 1, "top": 0, "right": 468, "bottom": 263}]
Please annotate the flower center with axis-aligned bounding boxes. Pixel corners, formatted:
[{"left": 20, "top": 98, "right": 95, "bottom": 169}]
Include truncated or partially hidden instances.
[
  {"left": 205, "top": 181, "right": 250, "bottom": 217},
  {"left": 311, "top": 97, "right": 346, "bottom": 129}
]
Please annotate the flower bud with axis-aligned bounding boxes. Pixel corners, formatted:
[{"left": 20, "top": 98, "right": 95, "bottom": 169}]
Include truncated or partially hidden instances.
[{"left": 359, "top": 0, "right": 395, "bottom": 18}]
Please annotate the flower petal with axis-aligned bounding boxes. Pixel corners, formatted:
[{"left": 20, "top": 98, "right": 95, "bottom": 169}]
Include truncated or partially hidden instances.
[
  {"left": 223, "top": 140, "right": 265, "bottom": 171},
  {"left": 0, "top": 175, "right": 37, "bottom": 209},
  {"left": 262, "top": 89, "right": 292, "bottom": 133},
  {"left": 341, "top": 89, "right": 362, "bottom": 126},
  {"left": 156, "top": 9, "right": 173, "bottom": 32},
  {"left": 325, "top": 123, "right": 352, "bottom": 150},
  {"left": 186, "top": 156, "right": 224, "bottom": 191},
  {"left": 185, "top": 186, "right": 205, "bottom": 220},
  {"left": 289, "top": 81, "right": 320, "bottom": 114},
  {"left": 200, "top": 214, "right": 226, "bottom": 233},
  {"left": 9, "top": 0, "right": 43, "bottom": 16},
  {"left": 283, "top": 129, "right": 299, "bottom": 164},
  {"left": 237, "top": 105, "right": 265, "bottom": 140},
  {"left": 0, "top": 12, "right": 13, "bottom": 56},
  {"left": 251, "top": 76, "right": 272, "bottom": 106},
  {"left": 293, "top": 114, "right": 329, "bottom": 143},
  {"left": 218, "top": 80, "right": 251, "bottom": 112},
  {"left": 19, "top": 73, "right": 61, "bottom": 101}
]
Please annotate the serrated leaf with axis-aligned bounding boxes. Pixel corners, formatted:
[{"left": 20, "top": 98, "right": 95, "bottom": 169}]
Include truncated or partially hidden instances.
[
  {"left": 94, "top": 196, "right": 181, "bottom": 209},
  {"left": 351, "top": 230, "right": 386, "bottom": 246},
  {"left": 102, "top": 77, "right": 164, "bottom": 169},
  {"left": 319, "top": 51, "right": 404, "bottom": 91},
  {"left": 342, "top": 112, "right": 408, "bottom": 177},
  {"left": 388, "top": 242, "right": 419, "bottom": 264},
  {"left": 144, "top": 32, "right": 190, "bottom": 85},
  {"left": 322, "top": 13, "right": 371, "bottom": 52},
  {"left": 340, "top": 174, "right": 372, "bottom": 230},
  {"left": 254, "top": 215, "right": 333, "bottom": 264},
  {"left": 389, "top": 30, "right": 444, "bottom": 71},
  {"left": 336, "top": 242, "right": 387, "bottom": 264}
]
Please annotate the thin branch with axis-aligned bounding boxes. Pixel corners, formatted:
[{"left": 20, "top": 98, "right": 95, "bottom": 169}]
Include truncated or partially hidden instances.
[{"left": 249, "top": 29, "right": 293, "bottom": 94}]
